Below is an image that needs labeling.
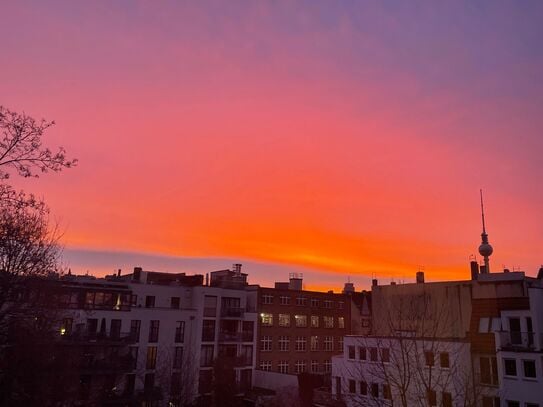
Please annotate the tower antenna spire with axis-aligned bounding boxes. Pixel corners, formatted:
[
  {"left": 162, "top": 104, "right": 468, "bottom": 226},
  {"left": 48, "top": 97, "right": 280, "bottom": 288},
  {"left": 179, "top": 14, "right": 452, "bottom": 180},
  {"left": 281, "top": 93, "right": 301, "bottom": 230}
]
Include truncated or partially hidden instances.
[{"left": 478, "top": 189, "right": 493, "bottom": 273}]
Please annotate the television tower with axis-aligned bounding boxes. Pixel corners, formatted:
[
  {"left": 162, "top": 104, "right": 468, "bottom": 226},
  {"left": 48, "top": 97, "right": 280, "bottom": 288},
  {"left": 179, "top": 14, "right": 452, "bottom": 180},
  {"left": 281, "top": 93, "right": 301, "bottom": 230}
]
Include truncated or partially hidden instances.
[{"left": 478, "top": 189, "right": 493, "bottom": 273}]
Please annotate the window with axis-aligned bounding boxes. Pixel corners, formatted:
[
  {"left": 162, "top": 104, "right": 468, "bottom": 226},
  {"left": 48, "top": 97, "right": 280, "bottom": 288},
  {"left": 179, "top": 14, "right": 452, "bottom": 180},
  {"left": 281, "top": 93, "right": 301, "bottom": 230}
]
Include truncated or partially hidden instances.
[
  {"left": 360, "top": 381, "right": 367, "bottom": 396},
  {"left": 278, "top": 361, "right": 289, "bottom": 374},
  {"left": 242, "top": 321, "right": 254, "bottom": 341},
  {"left": 311, "top": 298, "right": 319, "bottom": 307},
  {"left": 171, "top": 372, "right": 181, "bottom": 395},
  {"left": 295, "top": 315, "right": 307, "bottom": 327},
  {"left": 442, "top": 392, "right": 452, "bottom": 407},
  {"left": 145, "top": 296, "right": 155, "bottom": 308},
  {"left": 279, "top": 314, "right": 290, "bottom": 327},
  {"left": 130, "top": 294, "right": 137, "bottom": 306},
  {"left": 323, "top": 360, "right": 331, "bottom": 373},
  {"left": 61, "top": 318, "right": 72, "bottom": 335},
  {"left": 260, "top": 361, "right": 272, "bottom": 371},
  {"left": 280, "top": 296, "right": 290, "bottom": 305},
  {"left": 129, "top": 346, "right": 138, "bottom": 369},
  {"left": 173, "top": 347, "right": 183, "bottom": 369},
  {"left": 440, "top": 352, "right": 450, "bottom": 368},
  {"left": 125, "top": 373, "right": 136, "bottom": 395},
  {"left": 338, "top": 337, "right": 343, "bottom": 351},
  {"left": 338, "top": 317, "right": 345, "bottom": 329},
  {"left": 262, "top": 294, "right": 273, "bottom": 305},
  {"left": 504, "top": 359, "right": 517, "bottom": 376},
  {"left": 324, "top": 300, "right": 332, "bottom": 309},
  {"left": 383, "top": 384, "right": 391, "bottom": 400},
  {"left": 359, "top": 347, "right": 366, "bottom": 360},
  {"left": 295, "top": 336, "right": 307, "bottom": 351},
  {"left": 370, "top": 383, "right": 379, "bottom": 398},
  {"left": 311, "top": 360, "right": 319, "bottom": 373},
  {"left": 490, "top": 317, "right": 501, "bottom": 332},
  {"left": 144, "top": 373, "right": 155, "bottom": 390},
  {"left": 296, "top": 296, "right": 307, "bottom": 306},
  {"left": 478, "top": 317, "right": 489, "bottom": 333},
  {"left": 200, "top": 345, "right": 214, "bottom": 367},
  {"left": 146, "top": 346, "right": 157, "bottom": 369},
  {"left": 427, "top": 389, "right": 437, "bottom": 406},
  {"left": 311, "top": 336, "right": 319, "bottom": 351},
  {"left": 523, "top": 359, "right": 536, "bottom": 378},
  {"left": 381, "top": 348, "right": 390, "bottom": 363},
  {"left": 148, "top": 320, "right": 159, "bottom": 342},
  {"left": 202, "top": 320, "right": 215, "bottom": 341},
  {"left": 204, "top": 295, "right": 217, "bottom": 317},
  {"left": 324, "top": 316, "right": 334, "bottom": 328},
  {"left": 324, "top": 336, "right": 333, "bottom": 351},
  {"left": 261, "top": 313, "right": 273, "bottom": 326},
  {"left": 425, "top": 351, "right": 434, "bottom": 367},
  {"left": 506, "top": 402, "right": 520, "bottom": 407},
  {"left": 311, "top": 315, "right": 319, "bottom": 327},
  {"left": 199, "top": 370, "right": 213, "bottom": 394},
  {"left": 482, "top": 396, "right": 501, "bottom": 407},
  {"left": 480, "top": 356, "right": 499, "bottom": 385},
  {"left": 295, "top": 360, "right": 307, "bottom": 374},
  {"left": 261, "top": 335, "right": 272, "bottom": 351},
  {"left": 170, "top": 297, "right": 180, "bottom": 309},
  {"left": 279, "top": 336, "right": 290, "bottom": 351},
  {"left": 369, "top": 347, "right": 378, "bottom": 362},
  {"left": 348, "top": 346, "right": 356, "bottom": 359},
  {"left": 338, "top": 301, "right": 344, "bottom": 309},
  {"left": 130, "top": 320, "right": 141, "bottom": 342},
  {"left": 349, "top": 379, "right": 356, "bottom": 393},
  {"left": 175, "top": 321, "right": 185, "bottom": 343}
]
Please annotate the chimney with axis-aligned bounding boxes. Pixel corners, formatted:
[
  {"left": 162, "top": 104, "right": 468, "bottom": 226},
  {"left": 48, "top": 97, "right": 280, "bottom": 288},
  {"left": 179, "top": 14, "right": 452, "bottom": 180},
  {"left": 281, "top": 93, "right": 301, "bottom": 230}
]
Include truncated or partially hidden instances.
[
  {"left": 117, "top": 269, "right": 121, "bottom": 277},
  {"left": 232, "top": 264, "right": 242, "bottom": 274},
  {"left": 372, "top": 279, "right": 378, "bottom": 287},
  {"left": 133, "top": 267, "right": 142, "bottom": 282},
  {"left": 470, "top": 261, "right": 479, "bottom": 280},
  {"left": 416, "top": 271, "right": 425, "bottom": 284},
  {"left": 537, "top": 266, "right": 543, "bottom": 280},
  {"left": 205, "top": 273, "right": 209, "bottom": 286},
  {"left": 289, "top": 273, "right": 303, "bottom": 290}
]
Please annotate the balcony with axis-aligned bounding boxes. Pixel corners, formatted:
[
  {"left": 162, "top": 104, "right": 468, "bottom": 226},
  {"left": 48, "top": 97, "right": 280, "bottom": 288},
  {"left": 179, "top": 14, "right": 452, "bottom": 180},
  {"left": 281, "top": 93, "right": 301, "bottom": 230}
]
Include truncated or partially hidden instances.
[
  {"left": 497, "top": 331, "right": 543, "bottom": 351},
  {"left": 219, "top": 331, "right": 242, "bottom": 342},
  {"left": 61, "top": 331, "right": 137, "bottom": 345},
  {"left": 220, "top": 307, "right": 244, "bottom": 318}
]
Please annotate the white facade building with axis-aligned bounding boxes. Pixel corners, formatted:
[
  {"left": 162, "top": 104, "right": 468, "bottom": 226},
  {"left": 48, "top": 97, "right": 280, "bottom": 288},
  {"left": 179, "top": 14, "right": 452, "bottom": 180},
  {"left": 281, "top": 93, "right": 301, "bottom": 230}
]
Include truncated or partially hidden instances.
[{"left": 59, "top": 265, "right": 258, "bottom": 406}]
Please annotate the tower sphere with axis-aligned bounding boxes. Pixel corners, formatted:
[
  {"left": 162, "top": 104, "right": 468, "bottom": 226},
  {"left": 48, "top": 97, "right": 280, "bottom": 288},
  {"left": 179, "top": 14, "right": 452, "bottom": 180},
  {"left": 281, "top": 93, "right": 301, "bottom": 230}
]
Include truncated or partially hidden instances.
[{"left": 479, "top": 243, "right": 493, "bottom": 257}]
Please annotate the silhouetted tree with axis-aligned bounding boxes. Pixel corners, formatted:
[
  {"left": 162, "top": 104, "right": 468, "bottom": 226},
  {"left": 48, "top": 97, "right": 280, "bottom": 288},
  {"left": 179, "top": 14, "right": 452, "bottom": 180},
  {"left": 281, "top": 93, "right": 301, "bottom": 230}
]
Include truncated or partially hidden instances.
[{"left": 0, "top": 106, "right": 76, "bottom": 405}]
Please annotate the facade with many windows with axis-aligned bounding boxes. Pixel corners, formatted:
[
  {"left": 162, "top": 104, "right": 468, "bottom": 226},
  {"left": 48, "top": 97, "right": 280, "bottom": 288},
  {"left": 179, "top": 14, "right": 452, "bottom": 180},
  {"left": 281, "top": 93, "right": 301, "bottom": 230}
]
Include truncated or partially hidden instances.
[{"left": 256, "top": 274, "right": 353, "bottom": 380}]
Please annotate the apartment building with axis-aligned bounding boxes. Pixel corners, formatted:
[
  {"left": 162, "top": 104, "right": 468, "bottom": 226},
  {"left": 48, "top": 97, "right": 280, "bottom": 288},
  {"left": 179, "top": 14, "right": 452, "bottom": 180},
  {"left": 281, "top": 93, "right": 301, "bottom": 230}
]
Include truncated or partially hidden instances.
[
  {"left": 11, "top": 265, "right": 258, "bottom": 407},
  {"left": 332, "top": 264, "right": 543, "bottom": 407},
  {"left": 255, "top": 274, "right": 361, "bottom": 381}
]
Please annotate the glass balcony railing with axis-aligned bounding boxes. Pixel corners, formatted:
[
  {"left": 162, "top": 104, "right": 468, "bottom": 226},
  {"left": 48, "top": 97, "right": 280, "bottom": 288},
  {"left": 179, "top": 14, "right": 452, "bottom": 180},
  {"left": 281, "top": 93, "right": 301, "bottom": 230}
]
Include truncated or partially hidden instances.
[{"left": 497, "top": 331, "right": 542, "bottom": 350}]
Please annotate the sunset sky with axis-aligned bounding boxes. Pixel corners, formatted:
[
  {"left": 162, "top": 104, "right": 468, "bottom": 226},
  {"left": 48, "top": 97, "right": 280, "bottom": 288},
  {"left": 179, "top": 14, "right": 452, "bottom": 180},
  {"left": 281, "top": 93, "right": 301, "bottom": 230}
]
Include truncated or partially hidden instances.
[{"left": 2, "top": 1, "right": 542, "bottom": 291}]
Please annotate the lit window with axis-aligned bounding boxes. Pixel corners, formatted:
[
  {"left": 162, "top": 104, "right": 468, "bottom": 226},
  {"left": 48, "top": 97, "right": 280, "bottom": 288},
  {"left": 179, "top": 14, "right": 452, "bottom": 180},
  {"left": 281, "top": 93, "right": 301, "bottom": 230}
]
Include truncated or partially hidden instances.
[
  {"left": 338, "top": 317, "right": 345, "bottom": 329},
  {"left": 261, "top": 313, "right": 273, "bottom": 326},
  {"left": 324, "top": 336, "right": 333, "bottom": 351},
  {"left": 311, "top": 336, "right": 319, "bottom": 351},
  {"left": 295, "top": 315, "right": 307, "bottom": 327},
  {"left": 311, "top": 315, "right": 319, "bottom": 328},
  {"left": 279, "top": 314, "right": 290, "bottom": 327}
]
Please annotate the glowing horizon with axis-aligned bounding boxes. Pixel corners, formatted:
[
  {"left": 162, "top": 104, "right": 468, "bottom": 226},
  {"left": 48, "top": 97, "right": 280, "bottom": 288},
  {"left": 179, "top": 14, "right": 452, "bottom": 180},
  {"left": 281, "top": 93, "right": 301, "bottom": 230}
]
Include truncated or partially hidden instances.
[{"left": 2, "top": 1, "right": 542, "bottom": 288}]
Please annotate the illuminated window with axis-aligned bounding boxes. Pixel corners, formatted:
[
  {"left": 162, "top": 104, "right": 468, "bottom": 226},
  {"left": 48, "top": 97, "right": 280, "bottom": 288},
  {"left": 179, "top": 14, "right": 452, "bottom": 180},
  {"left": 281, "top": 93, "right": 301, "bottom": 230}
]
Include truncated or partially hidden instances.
[
  {"left": 279, "top": 314, "right": 290, "bottom": 327},
  {"left": 311, "top": 315, "right": 319, "bottom": 328},
  {"left": 338, "top": 317, "right": 345, "bottom": 329},
  {"left": 311, "top": 336, "right": 319, "bottom": 351},
  {"left": 260, "top": 313, "right": 273, "bottom": 326},
  {"left": 324, "top": 336, "right": 333, "bottom": 351},
  {"left": 146, "top": 346, "right": 157, "bottom": 369},
  {"left": 295, "top": 315, "right": 307, "bottom": 327}
]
